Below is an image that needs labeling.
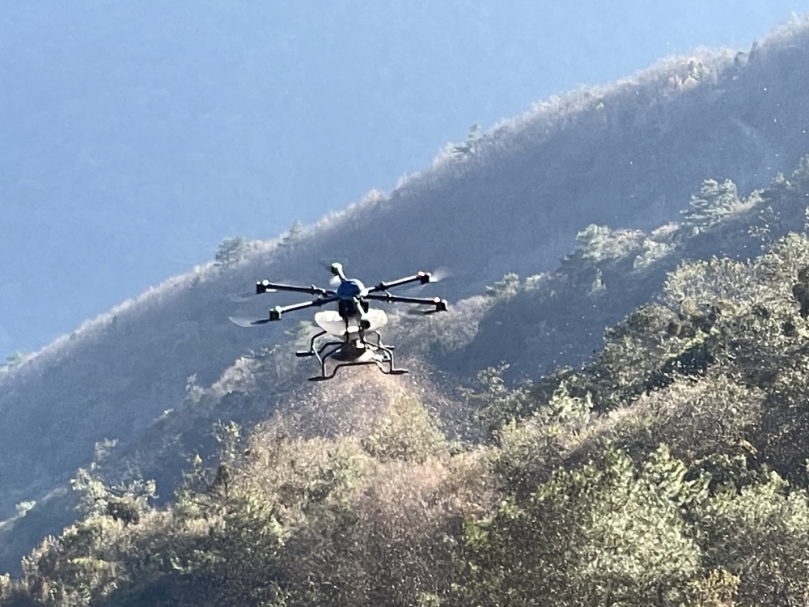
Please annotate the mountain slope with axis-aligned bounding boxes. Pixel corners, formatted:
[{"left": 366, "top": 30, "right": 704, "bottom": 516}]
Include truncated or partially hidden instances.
[
  {"left": 5, "top": 162, "right": 809, "bottom": 606},
  {"left": 2, "top": 18, "right": 809, "bottom": 575}
]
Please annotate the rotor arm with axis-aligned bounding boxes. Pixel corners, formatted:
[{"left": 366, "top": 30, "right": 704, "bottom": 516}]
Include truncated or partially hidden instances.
[
  {"left": 268, "top": 296, "right": 338, "bottom": 320},
  {"left": 256, "top": 280, "right": 333, "bottom": 297},
  {"left": 365, "top": 293, "right": 448, "bottom": 313},
  {"left": 368, "top": 271, "right": 431, "bottom": 293}
]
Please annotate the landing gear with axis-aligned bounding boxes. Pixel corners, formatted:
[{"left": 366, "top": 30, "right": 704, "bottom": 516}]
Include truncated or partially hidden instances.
[{"left": 298, "top": 330, "right": 408, "bottom": 381}]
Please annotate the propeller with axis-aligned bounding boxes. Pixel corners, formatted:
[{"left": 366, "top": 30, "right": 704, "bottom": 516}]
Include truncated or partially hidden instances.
[
  {"left": 404, "top": 307, "right": 444, "bottom": 316},
  {"left": 229, "top": 279, "right": 285, "bottom": 302},
  {"left": 317, "top": 260, "right": 347, "bottom": 286},
  {"left": 427, "top": 266, "right": 451, "bottom": 284},
  {"left": 229, "top": 289, "right": 273, "bottom": 303},
  {"left": 402, "top": 298, "right": 449, "bottom": 315},
  {"left": 228, "top": 316, "right": 274, "bottom": 328},
  {"left": 404, "top": 267, "right": 452, "bottom": 294}
]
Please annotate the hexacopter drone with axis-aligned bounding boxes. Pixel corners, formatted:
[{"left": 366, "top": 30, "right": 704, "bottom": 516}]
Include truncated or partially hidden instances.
[{"left": 230, "top": 263, "right": 448, "bottom": 381}]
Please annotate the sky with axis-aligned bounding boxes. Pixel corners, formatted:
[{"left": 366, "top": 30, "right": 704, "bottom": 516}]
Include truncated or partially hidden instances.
[{"left": 2, "top": 0, "right": 809, "bottom": 357}]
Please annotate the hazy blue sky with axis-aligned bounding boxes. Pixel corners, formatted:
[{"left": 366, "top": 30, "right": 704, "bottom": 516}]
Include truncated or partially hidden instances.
[{"left": 2, "top": 1, "right": 809, "bottom": 356}]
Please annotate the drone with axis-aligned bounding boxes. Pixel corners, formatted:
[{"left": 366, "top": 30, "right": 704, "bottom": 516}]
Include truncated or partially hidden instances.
[{"left": 229, "top": 262, "right": 448, "bottom": 381}]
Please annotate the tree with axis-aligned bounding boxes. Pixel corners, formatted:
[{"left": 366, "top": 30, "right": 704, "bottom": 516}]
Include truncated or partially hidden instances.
[
  {"left": 0, "top": 350, "right": 25, "bottom": 373},
  {"left": 360, "top": 396, "right": 447, "bottom": 464},
  {"left": 681, "top": 179, "right": 741, "bottom": 229},
  {"left": 792, "top": 154, "right": 809, "bottom": 188},
  {"left": 456, "top": 448, "right": 704, "bottom": 606},
  {"left": 696, "top": 472, "right": 809, "bottom": 606},
  {"left": 279, "top": 220, "right": 304, "bottom": 248},
  {"left": 484, "top": 272, "right": 520, "bottom": 298},
  {"left": 214, "top": 236, "right": 250, "bottom": 267},
  {"left": 575, "top": 225, "right": 646, "bottom": 263},
  {"left": 452, "top": 123, "right": 482, "bottom": 157}
]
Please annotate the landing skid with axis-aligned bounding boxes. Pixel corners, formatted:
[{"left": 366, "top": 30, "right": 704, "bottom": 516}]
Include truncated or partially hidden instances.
[
  {"left": 308, "top": 359, "right": 409, "bottom": 382},
  {"left": 298, "top": 330, "right": 408, "bottom": 381}
]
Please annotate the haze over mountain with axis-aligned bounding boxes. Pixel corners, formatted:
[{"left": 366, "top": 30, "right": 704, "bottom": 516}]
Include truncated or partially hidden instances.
[
  {"left": 2, "top": 13, "right": 809, "bottom": 585},
  {"left": 3, "top": 1, "right": 809, "bottom": 359}
]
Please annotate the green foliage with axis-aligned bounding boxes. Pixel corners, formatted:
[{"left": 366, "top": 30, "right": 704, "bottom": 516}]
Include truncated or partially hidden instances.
[
  {"left": 2, "top": 456, "right": 158, "bottom": 606},
  {"left": 696, "top": 472, "right": 809, "bottom": 606},
  {"left": 466, "top": 365, "right": 534, "bottom": 438},
  {"left": 490, "top": 381, "right": 592, "bottom": 497},
  {"left": 688, "top": 569, "right": 739, "bottom": 607},
  {"left": 361, "top": 397, "right": 447, "bottom": 464},
  {"left": 598, "top": 374, "right": 763, "bottom": 467},
  {"left": 456, "top": 448, "right": 704, "bottom": 606},
  {"left": 1, "top": 399, "right": 470, "bottom": 606}
]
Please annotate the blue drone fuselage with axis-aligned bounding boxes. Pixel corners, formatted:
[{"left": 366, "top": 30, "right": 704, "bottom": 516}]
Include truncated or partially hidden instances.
[
  {"left": 336, "top": 279, "right": 369, "bottom": 319},
  {"left": 336, "top": 278, "right": 366, "bottom": 300}
]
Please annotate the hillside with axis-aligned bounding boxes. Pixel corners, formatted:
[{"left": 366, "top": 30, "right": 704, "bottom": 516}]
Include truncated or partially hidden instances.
[
  {"left": 2, "top": 17, "right": 809, "bottom": 579},
  {"left": 3, "top": 154, "right": 809, "bottom": 606}
]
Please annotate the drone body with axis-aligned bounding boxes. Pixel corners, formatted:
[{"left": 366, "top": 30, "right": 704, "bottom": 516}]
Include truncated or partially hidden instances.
[{"left": 230, "top": 263, "right": 448, "bottom": 381}]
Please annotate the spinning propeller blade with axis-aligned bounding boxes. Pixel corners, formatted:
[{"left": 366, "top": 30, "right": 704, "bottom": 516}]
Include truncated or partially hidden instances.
[
  {"left": 229, "top": 288, "right": 274, "bottom": 303},
  {"left": 229, "top": 292, "right": 254, "bottom": 303},
  {"left": 316, "top": 260, "right": 347, "bottom": 286},
  {"left": 404, "top": 305, "right": 446, "bottom": 316},
  {"left": 428, "top": 266, "right": 451, "bottom": 283},
  {"left": 229, "top": 316, "right": 273, "bottom": 328},
  {"left": 404, "top": 267, "right": 452, "bottom": 294}
]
